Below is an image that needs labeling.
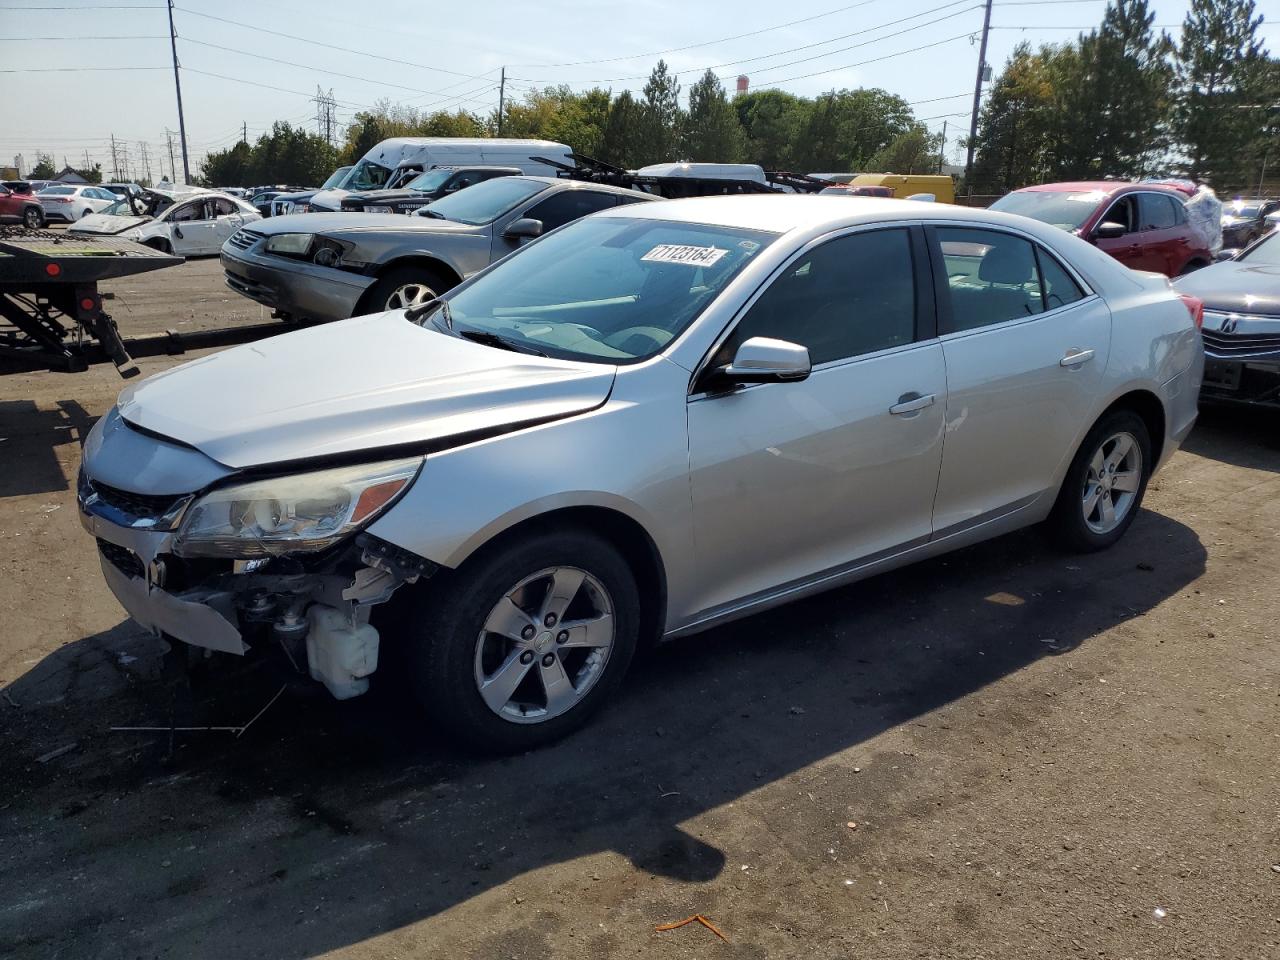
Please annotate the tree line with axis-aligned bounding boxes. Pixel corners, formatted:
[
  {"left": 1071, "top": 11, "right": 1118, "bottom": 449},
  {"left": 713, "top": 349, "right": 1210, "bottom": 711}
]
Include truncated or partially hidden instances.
[{"left": 972, "top": 0, "right": 1278, "bottom": 194}]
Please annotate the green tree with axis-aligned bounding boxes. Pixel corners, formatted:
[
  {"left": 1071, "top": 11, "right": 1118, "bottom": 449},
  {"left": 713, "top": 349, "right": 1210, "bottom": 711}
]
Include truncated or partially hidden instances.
[
  {"left": 201, "top": 122, "right": 336, "bottom": 187},
  {"left": 794, "top": 88, "right": 915, "bottom": 171},
  {"left": 634, "top": 60, "right": 682, "bottom": 165},
  {"left": 869, "top": 125, "right": 944, "bottom": 174},
  {"left": 599, "top": 90, "right": 644, "bottom": 166},
  {"left": 970, "top": 43, "right": 1061, "bottom": 191},
  {"left": 1174, "top": 0, "right": 1270, "bottom": 188},
  {"left": 682, "top": 70, "right": 746, "bottom": 162},
  {"left": 200, "top": 141, "right": 252, "bottom": 187},
  {"left": 73, "top": 163, "right": 103, "bottom": 184},
  {"left": 29, "top": 153, "right": 56, "bottom": 179},
  {"left": 735, "top": 89, "right": 806, "bottom": 168}
]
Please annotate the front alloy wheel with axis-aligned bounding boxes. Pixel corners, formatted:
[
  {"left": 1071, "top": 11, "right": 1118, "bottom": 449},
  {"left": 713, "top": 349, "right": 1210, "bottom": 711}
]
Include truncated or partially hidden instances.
[
  {"left": 23, "top": 207, "right": 42, "bottom": 228},
  {"left": 474, "top": 567, "right": 615, "bottom": 723},
  {"left": 383, "top": 281, "right": 437, "bottom": 311}
]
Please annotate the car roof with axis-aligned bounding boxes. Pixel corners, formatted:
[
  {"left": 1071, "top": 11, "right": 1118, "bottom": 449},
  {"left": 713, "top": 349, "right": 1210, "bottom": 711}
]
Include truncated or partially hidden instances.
[
  {"left": 1015, "top": 180, "right": 1183, "bottom": 198},
  {"left": 593, "top": 194, "right": 1060, "bottom": 234},
  {"left": 515, "top": 176, "right": 654, "bottom": 199}
]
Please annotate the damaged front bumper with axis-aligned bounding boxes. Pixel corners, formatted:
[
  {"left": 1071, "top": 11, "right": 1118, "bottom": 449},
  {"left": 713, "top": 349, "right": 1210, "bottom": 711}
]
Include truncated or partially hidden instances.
[{"left": 79, "top": 475, "right": 433, "bottom": 698}]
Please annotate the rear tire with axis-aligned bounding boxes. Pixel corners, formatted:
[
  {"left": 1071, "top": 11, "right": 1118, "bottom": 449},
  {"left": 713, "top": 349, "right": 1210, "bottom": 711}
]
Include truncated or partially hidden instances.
[
  {"left": 1049, "top": 409, "right": 1152, "bottom": 552},
  {"left": 22, "top": 206, "right": 43, "bottom": 229},
  {"left": 409, "top": 528, "right": 640, "bottom": 752},
  {"left": 362, "top": 264, "right": 454, "bottom": 316}
]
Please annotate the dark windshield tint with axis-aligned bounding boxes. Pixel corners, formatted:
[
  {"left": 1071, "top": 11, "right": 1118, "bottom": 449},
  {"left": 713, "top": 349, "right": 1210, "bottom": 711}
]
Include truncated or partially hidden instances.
[
  {"left": 406, "top": 169, "right": 454, "bottom": 192},
  {"left": 989, "top": 190, "right": 1110, "bottom": 231},
  {"left": 421, "top": 217, "right": 777, "bottom": 362},
  {"left": 421, "top": 177, "right": 547, "bottom": 225}
]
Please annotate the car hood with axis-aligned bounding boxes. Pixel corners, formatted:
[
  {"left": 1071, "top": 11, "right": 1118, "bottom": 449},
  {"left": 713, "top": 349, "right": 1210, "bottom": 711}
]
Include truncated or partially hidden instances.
[
  {"left": 68, "top": 213, "right": 152, "bottom": 235},
  {"left": 1173, "top": 260, "right": 1280, "bottom": 316},
  {"left": 344, "top": 188, "right": 434, "bottom": 204},
  {"left": 115, "top": 311, "right": 616, "bottom": 469},
  {"left": 251, "top": 211, "right": 478, "bottom": 238}
]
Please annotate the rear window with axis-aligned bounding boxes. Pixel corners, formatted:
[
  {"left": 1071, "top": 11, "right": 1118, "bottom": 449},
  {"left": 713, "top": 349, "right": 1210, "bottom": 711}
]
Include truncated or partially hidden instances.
[
  {"left": 40, "top": 186, "right": 75, "bottom": 196},
  {"left": 989, "top": 190, "right": 1108, "bottom": 231}
]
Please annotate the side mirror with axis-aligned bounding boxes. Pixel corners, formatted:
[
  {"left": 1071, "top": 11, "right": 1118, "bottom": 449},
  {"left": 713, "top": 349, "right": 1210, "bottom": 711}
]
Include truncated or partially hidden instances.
[
  {"left": 712, "top": 337, "right": 811, "bottom": 388},
  {"left": 1215, "top": 248, "right": 1239, "bottom": 262},
  {"left": 1094, "top": 221, "right": 1127, "bottom": 240},
  {"left": 504, "top": 217, "right": 544, "bottom": 240}
]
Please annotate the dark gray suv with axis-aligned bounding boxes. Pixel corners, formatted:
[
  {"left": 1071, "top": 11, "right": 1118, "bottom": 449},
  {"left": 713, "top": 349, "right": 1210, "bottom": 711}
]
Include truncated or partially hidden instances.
[{"left": 221, "top": 177, "right": 654, "bottom": 323}]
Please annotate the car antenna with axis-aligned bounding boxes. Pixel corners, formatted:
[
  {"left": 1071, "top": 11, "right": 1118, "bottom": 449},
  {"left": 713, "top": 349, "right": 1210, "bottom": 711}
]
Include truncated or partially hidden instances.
[{"left": 404, "top": 296, "right": 443, "bottom": 323}]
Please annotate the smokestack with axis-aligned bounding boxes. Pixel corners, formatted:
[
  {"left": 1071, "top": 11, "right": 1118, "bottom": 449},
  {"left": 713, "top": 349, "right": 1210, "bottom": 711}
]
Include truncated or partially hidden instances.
[{"left": 736, "top": 75, "right": 749, "bottom": 96}]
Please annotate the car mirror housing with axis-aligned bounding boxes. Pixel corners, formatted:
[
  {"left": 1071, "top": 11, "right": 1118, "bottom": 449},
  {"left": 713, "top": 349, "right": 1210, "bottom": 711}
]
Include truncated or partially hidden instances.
[
  {"left": 504, "top": 217, "right": 544, "bottom": 240},
  {"left": 713, "top": 336, "right": 812, "bottom": 387},
  {"left": 1094, "top": 221, "right": 1127, "bottom": 240},
  {"left": 1214, "top": 248, "right": 1239, "bottom": 262}
]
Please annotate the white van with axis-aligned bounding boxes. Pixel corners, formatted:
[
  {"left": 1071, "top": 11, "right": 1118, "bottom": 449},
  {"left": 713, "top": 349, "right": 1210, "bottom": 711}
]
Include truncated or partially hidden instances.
[{"left": 308, "top": 138, "right": 574, "bottom": 212}]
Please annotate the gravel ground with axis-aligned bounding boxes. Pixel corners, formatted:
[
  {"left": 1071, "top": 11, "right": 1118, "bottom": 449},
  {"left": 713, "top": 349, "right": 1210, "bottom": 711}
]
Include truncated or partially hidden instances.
[{"left": 0, "top": 263, "right": 1278, "bottom": 959}]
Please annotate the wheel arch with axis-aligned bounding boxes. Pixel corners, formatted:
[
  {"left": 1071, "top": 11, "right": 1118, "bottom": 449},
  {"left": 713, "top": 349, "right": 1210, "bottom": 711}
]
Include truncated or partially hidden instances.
[
  {"left": 448, "top": 504, "right": 668, "bottom": 649},
  {"left": 358, "top": 254, "right": 463, "bottom": 314},
  {"left": 1099, "top": 388, "right": 1166, "bottom": 468}
]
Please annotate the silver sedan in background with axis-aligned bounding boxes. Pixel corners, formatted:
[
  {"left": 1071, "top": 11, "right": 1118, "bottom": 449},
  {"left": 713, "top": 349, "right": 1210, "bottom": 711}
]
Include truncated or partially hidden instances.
[{"left": 81, "top": 197, "right": 1203, "bottom": 751}]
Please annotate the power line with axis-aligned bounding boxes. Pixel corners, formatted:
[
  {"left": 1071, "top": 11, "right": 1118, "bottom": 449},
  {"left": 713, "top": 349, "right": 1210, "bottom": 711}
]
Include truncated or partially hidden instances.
[
  {"left": 759, "top": 31, "right": 975, "bottom": 86},
  {"left": 1, "top": 35, "right": 167, "bottom": 40},
  {"left": 1, "top": 4, "right": 164, "bottom": 8},
  {"left": 507, "top": 0, "right": 888, "bottom": 68},
  {"left": 510, "top": 1, "right": 982, "bottom": 84},
  {"left": 171, "top": 6, "right": 498, "bottom": 84},
  {"left": 0, "top": 65, "right": 169, "bottom": 72}
]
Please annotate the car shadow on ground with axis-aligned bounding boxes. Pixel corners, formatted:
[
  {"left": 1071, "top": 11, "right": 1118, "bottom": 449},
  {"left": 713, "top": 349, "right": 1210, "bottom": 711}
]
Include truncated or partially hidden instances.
[
  {"left": 0, "top": 510, "right": 1204, "bottom": 958},
  {"left": 0, "top": 399, "right": 95, "bottom": 498},
  {"left": 1181, "top": 403, "right": 1280, "bottom": 471}
]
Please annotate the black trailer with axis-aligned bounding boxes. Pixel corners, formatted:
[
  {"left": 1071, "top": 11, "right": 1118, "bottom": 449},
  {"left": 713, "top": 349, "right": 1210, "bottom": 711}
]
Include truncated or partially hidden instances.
[{"left": 0, "top": 226, "right": 182, "bottom": 378}]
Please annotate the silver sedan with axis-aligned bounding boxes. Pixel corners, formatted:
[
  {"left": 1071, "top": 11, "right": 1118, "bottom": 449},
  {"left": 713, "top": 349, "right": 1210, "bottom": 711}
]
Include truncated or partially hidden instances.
[{"left": 80, "top": 196, "right": 1204, "bottom": 750}]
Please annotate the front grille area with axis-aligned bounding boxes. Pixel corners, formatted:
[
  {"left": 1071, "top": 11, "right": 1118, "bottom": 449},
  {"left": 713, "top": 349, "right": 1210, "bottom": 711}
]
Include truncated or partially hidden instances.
[
  {"left": 225, "top": 229, "right": 261, "bottom": 252},
  {"left": 90, "top": 481, "right": 185, "bottom": 521},
  {"left": 98, "top": 538, "right": 144, "bottom": 580},
  {"left": 1201, "top": 329, "right": 1280, "bottom": 356}
]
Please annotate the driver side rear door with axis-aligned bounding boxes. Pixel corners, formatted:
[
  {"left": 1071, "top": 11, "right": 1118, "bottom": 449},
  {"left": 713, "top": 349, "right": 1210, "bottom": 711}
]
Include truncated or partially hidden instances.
[{"left": 169, "top": 200, "right": 217, "bottom": 256}]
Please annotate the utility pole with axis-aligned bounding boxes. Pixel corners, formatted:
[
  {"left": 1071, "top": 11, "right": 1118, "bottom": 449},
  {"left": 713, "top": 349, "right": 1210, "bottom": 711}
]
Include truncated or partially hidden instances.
[
  {"left": 83, "top": 149, "right": 91, "bottom": 172},
  {"left": 497, "top": 66, "right": 506, "bottom": 137},
  {"left": 166, "top": 0, "right": 191, "bottom": 183},
  {"left": 165, "top": 128, "right": 177, "bottom": 183},
  {"left": 963, "top": 0, "right": 993, "bottom": 199},
  {"left": 937, "top": 119, "right": 948, "bottom": 174},
  {"left": 242, "top": 121, "right": 247, "bottom": 144},
  {"left": 138, "top": 141, "right": 152, "bottom": 184}
]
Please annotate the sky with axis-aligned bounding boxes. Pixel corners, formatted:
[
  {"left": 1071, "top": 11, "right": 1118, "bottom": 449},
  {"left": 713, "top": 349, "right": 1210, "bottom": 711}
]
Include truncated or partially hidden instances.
[{"left": 1, "top": 0, "right": 1277, "bottom": 180}]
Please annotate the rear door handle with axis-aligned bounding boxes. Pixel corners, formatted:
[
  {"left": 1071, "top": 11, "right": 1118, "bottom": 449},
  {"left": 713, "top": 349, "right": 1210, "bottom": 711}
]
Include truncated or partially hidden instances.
[
  {"left": 1060, "top": 349, "right": 1095, "bottom": 368},
  {"left": 889, "top": 392, "right": 936, "bottom": 415}
]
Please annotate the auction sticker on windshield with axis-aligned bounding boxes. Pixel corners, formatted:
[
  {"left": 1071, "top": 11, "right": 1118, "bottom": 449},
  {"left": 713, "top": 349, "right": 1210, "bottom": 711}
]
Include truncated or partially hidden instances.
[{"left": 641, "top": 244, "right": 729, "bottom": 267}]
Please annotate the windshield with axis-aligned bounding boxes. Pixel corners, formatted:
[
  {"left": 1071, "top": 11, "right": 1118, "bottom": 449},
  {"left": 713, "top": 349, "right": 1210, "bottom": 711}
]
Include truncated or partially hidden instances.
[
  {"left": 990, "top": 190, "right": 1108, "bottom": 231},
  {"left": 418, "top": 217, "right": 777, "bottom": 362},
  {"left": 344, "top": 159, "right": 391, "bottom": 191},
  {"left": 1226, "top": 201, "right": 1262, "bottom": 218},
  {"left": 321, "top": 166, "right": 352, "bottom": 190},
  {"left": 420, "top": 177, "right": 546, "bottom": 225},
  {"left": 100, "top": 198, "right": 136, "bottom": 216},
  {"left": 1240, "top": 231, "right": 1280, "bottom": 265},
  {"left": 405, "top": 168, "right": 454, "bottom": 193}
]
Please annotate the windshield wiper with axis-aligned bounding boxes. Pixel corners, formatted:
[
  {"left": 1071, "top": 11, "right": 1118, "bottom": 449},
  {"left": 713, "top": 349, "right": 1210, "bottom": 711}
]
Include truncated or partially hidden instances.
[
  {"left": 404, "top": 295, "right": 444, "bottom": 322},
  {"left": 458, "top": 329, "right": 547, "bottom": 356}
]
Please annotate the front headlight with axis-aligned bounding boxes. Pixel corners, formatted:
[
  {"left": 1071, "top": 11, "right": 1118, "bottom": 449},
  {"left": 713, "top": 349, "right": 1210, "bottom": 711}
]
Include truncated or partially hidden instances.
[
  {"left": 265, "top": 232, "right": 313, "bottom": 256},
  {"left": 173, "top": 458, "right": 422, "bottom": 558}
]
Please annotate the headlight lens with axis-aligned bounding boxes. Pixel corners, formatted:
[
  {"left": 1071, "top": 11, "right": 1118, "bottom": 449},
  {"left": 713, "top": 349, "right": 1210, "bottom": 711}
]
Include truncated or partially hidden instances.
[
  {"left": 265, "top": 232, "right": 314, "bottom": 256},
  {"left": 174, "top": 457, "right": 422, "bottom": 558}
]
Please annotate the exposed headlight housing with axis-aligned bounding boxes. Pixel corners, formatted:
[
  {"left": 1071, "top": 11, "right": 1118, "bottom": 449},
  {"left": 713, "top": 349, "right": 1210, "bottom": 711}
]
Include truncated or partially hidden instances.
[
  {"left": 265, "top": 232, "right": 314, "bottom": 256},
  {"left": 173, "top": 458, "right": 423, "bottom": 558}
]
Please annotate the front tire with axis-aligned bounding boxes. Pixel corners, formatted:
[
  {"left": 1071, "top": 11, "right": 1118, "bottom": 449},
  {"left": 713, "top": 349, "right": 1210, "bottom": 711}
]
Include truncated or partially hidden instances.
[
  {"left": 363, "top": 264, "right": 453, "bottom": 316},
  {"left": 1049, "top": 409, "right": 1152, "bottom": 552},
  {"left": 410, "top": 529, "right": 640, "bottom": 752},
  {"left": 23, "top": 206, "right": 43, "bottom": 229}
]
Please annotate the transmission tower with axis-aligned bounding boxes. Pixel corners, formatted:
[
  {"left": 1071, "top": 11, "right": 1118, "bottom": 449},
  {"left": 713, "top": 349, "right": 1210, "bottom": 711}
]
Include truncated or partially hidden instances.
[
  {"left": 313, "top": 86, "right": 337, "bottom": 146},
  {"left": 137, "top": 141, "right": 153, "bottom": 184}
]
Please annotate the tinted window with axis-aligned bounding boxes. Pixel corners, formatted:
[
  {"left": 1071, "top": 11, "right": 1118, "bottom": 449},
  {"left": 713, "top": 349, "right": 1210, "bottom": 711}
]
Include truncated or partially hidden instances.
[
  {"left": 1139, "top": 192, "right": 1177, "bottom": 230},
  {"left": 1100, "top": 196, "right": 1137, "bottom": 232},
  {"left": 1036, "top": 248, "right": 1086, "bottom": 309},
  {"left": 720, "top": 228, "right": 917, "bottom": 367},
  {"left": 525, "top": 190, "right": 619, "bottom": 231},
  {"left": 421, "top": 176, "right": 547, "bottom": 225},
  {"left": 937, "top": 227, "right": 1043, "bottom": 332}
]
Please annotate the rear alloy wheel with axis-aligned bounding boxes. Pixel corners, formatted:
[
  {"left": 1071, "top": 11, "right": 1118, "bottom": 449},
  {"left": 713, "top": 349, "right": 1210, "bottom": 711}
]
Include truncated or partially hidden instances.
[
  {"left": 22, "top": 206, "right": 42, "bottom": 229},
  {"left": 411, "top": 529, "right": 639, "bottom": 752},
  {"left": 1049, "top": 409, "right": 1152, "bottom": 552}
]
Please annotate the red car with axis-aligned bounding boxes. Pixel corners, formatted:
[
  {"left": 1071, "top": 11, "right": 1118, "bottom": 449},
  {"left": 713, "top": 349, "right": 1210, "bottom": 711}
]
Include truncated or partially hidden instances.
[
  {"left": 990, "top": 181, "right": 1211, "bottom": 277},
  {"left": 0, "top": 181, "right": 45, "bottom": 229}
]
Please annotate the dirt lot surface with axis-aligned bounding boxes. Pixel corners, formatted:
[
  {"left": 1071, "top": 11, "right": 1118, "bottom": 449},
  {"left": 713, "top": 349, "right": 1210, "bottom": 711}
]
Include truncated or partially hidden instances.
[{"left": 1, "top": 264, "right": 1278, "bottom": 959}]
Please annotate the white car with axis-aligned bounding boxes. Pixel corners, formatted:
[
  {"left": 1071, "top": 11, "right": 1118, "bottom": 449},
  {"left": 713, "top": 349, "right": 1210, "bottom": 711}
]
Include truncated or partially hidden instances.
[
  {"left": 70, "top": 189, "right": 261, "bottom": 257},
  {"left": 37, "top": 184, "right": 119, "bottom": 222}
]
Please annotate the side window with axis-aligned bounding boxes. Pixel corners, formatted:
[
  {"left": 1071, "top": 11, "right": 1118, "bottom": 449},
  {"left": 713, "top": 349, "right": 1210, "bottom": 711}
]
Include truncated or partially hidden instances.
[
  {"left": 613, "top": 193, "right": 650, "bottom": 208},
  {"left": 1139, "top": 192, "right": 1177, "bottom": 230},
  {"left": 1100, "top": 196, "right": 1136, "bottom": 232},
  {"left": 718, "top": 228, "right": 917, "bottom": 367},
  {"left": 170, "top": 201, "right": 203, "bottom": 222},
  {"left": 1036, "top": 248, "right": 1087, "bottom": 310},
  {"left": 936, "top": 227, "right": 1043, "bottom": 332},
  {"left": 1170, "top": 196, "right": 1189, "bottom": 224},
  {"left": 212, "top": 198, "right": 239, "bottom": 216},
  {"left": 525, "top": 190, "right": 618, "bottom": 231}
]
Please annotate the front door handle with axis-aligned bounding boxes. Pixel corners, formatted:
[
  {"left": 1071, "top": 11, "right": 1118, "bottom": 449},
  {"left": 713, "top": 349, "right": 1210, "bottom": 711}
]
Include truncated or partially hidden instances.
[
  {"left": 1060, "top": 348, "right": 1095, "bottom": 368},
  {"left": 889, "top": 392, "right": 936, "bottom": 415}
]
